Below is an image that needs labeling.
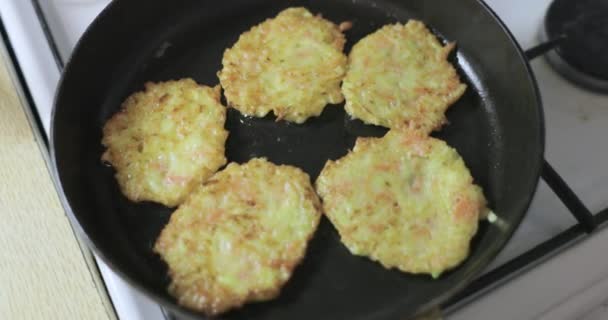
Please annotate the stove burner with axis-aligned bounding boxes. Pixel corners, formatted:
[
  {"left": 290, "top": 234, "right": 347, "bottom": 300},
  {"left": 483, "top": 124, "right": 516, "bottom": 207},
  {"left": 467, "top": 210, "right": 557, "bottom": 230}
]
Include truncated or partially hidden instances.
[{"left": 543, "top": 0, "right": 608, "bottom": 92}]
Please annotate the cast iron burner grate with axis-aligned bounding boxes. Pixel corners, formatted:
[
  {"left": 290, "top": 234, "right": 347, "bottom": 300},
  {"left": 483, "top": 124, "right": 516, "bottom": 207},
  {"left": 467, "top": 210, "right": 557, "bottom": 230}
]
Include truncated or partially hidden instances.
[
  {"left": 17, "top": 1, "right": 608, "bottom": 318},
  {"left": 541, "top": 0, "right": 608, "bottom": 93}
]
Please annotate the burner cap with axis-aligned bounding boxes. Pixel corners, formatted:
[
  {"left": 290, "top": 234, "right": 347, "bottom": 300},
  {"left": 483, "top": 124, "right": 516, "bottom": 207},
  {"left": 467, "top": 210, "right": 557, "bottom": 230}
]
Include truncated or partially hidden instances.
[{"left": 544, "top": 0, "right": 608, "bottom": 92}]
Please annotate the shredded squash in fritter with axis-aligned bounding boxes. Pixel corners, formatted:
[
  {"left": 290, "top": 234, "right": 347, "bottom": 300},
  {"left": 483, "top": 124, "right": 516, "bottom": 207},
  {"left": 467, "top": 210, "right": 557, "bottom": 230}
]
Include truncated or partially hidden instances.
[
  {"left": 154, "top": 158, "right": 322, "bottom": 314},
  {"left": 219, "top": 7, "right": 347, "bottom": 123},
  {"left": 316, "top": 129, "right": 487, "bottom": 277},
  {"left": 101, "top": 79, "right": 228, "bottom": 207},
  {"left": 342, "top": 21, "right": 466, "bottom": 132}
]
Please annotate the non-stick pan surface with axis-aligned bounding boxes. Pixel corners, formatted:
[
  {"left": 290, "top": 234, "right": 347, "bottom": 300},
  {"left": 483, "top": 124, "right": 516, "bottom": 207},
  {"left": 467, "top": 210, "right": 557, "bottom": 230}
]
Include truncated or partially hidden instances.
[{"left": 51, "top": 0, "right": 544, "bottom": 319}]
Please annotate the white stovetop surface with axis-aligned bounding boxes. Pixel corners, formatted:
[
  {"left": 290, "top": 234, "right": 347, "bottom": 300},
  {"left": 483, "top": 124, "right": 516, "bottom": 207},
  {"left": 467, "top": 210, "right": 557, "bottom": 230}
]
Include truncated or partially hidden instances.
[{"left": 1, "top": 0, "right": 608, "bottom": 319}]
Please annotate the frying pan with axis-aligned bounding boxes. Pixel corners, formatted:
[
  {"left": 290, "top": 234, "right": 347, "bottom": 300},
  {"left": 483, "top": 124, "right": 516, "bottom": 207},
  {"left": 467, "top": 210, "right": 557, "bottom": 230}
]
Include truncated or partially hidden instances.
[{"left": 50, "top": 0, "right": 544, "bottom": 319}]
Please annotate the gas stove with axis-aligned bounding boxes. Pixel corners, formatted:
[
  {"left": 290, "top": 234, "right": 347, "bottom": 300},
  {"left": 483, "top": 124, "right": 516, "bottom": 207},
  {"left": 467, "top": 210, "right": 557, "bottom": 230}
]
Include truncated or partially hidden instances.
[{"left": 1, "top": 0, "right": 607, "bottom": 319}]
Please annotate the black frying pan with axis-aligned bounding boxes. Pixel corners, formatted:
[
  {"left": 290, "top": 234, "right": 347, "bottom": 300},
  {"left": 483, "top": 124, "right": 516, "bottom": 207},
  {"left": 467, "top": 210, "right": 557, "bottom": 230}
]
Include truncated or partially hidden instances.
[{"left": 50, "top": 0, "right": 544, "bottom": 319}]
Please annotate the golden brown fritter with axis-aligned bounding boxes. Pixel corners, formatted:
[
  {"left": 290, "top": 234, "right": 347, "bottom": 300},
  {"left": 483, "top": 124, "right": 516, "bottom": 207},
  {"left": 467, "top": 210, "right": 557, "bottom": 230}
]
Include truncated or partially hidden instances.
[
  {"left": 316, "top": 129, "right": 488, "bottom": 277},
  {"left": 101, "top": 79, "right": 228, "bottom": 207},
  {"left": 154, "top": 158, "right": 322, "bottom": 315},
  {"left": 218, "top": 7, "right": 347, "bottom": 123},
  {"left": 342, "top": 21, "right": 467, "bottom": 132}
]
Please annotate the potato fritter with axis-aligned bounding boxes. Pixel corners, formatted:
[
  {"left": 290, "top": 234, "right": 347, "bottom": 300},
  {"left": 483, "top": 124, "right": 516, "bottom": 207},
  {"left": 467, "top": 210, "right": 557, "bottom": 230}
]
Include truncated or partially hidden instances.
[
  {"left": 342, "top": 21, "right": 467, "bottom": 132},
  {"left": 316, "top": 130, "right": 488, "bottom": 277},
  {"left": 218, "top": 7, "right": 347, "bottom": 123},
  {"left": 101, "top": 79, "right": 228, "bottom": 207},
  {"left": 154, "top": 158, "right": 322, "bottom": 315}
]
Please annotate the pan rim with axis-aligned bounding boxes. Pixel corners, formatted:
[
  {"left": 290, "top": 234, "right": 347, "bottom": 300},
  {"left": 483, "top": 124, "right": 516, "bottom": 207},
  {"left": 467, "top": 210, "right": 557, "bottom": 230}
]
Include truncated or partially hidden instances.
[{"left": 49, "top": 0, "right": 545, "bottom": 318}]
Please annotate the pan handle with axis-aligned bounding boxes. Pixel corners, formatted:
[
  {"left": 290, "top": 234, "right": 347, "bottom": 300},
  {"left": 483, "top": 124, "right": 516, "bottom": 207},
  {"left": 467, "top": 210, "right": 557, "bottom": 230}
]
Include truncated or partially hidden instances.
[
  {"left": 524, "top": 36, "right": 566, "bottom": 61},
  {"left": 541, "top": 159, "right": 597, "bottom": 233}
]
